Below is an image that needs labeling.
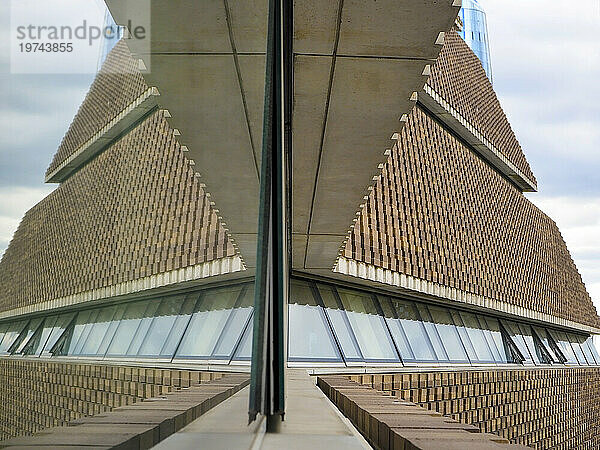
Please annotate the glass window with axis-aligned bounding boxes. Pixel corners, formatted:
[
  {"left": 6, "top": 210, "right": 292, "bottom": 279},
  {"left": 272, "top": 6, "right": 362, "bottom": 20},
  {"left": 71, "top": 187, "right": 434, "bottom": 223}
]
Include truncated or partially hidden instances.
[
  {"left": 335, "top": 287, "right": 398, "bottom": 361},
  {"left": 425, "top": 305, "right": 469, "bottom": 362},
  {"left": 453, "top": 311, "right": 494, "bottom": 363},
  {"left": 0, "top": 322, "right": 9, "bottom": 347},
  {"left": 11, "top": 318, "right": 44, "bottom": 354},
  {"left": 501, "top": 320, "right": 533, "bottom": 364},
  {"left": 383, "top": 297, "right": 437, "bottom": 362},
  {"left": 232, "top": 315, "right": 253, "bottom": 360},
  {"left": 481, "top": 317, "right": 509, "bottom": 363},
  {"left": 568, "top": 333, "right": 590, "bottom": 365},
  {"left": 21, "top": 316, "right": 57, "bottom": 356},
  {"left": 77, "top": 306, "right": 120, "bottom": 356},
  {"left": 517, "top": 323, "right": 550, "bottom": 364},
  {"left": 213, "top": 284, "right": 254, "bottom": 359},
  {"left": 42, "top": 313, "right": 76, "bottom": 355},
  {"left": 69, "top": 309, "right": 99, "bottom": 355},
  {"left": 414, "top": 303, "right": 449, "bottom": 361},
  {"left": 106, "top": 300, "right": 151, "bottom": 356},
  {"left": 176, "top": 285, "right": 245, "bottom": 359},
  {"left": 288, "top": 280, "right": 340, "bottom": 361},
  {"left": 137, "top": 294, "right": 194, "bottom": 358},
  {"left": 125, "top": 300, "right": 161, "bottom": 356},
  {"left": 0, "top": 320, "right": 28, "bottom": 354},
  {"left": 318, "top": 284, "right": 362, "bottom": 361},
  {"left": 532, "top": 326, "right": 562, "bottom": 363},
  {"left": 583, "top": 336, "right": 600, "bottom": 365},
  {"left": 547, "top": 329, "right": 578, "bottom": 364}
]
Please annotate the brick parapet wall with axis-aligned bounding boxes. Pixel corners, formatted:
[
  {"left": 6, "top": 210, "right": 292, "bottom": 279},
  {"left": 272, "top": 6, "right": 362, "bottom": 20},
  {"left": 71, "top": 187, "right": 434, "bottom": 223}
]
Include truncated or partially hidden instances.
[
  {"left": 0, "top": 358, "right": 230, "bottom": 441},
  {"left": 351, "top": 368, "right": 600, "bottom": 449}
]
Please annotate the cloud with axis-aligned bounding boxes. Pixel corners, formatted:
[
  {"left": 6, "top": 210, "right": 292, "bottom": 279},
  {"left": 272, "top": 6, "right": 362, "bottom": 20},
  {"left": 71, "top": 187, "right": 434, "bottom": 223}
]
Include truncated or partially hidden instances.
[{"left": 483, "top": 0, "right": 600, "bottom": 196}]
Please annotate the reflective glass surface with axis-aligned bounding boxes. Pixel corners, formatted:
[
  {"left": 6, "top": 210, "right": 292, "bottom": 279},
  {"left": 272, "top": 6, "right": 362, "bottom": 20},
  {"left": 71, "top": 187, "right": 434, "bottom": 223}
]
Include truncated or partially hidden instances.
[
  {"left": 137, "top": 295, "right": 192, "bottom": 358},
  {"left": 336, "top": 288, "right": 398, "bottom": 361},
  {"left": 386, "top": 298, "right": 436, "bottom": 362},
  {"left": 11, "top": 318, "right": 43, "bottom": 354},
  {"left": 0, "top": 277, "right": 597, "bottom": 368},
  {"left": 318, "top": 284, "right": 362, "bottom": 361},
  {"left": 288, "top": 281, "right": 340, "bottom": 361},
  {"left": 453, "top": 311, "right": 493, "bottom": 362},
  {"left": 42, "top": 313, "right": 76, "bottom": 356},
  {"left": 0, "top": 320, "right": 28, "bottom": 354},
  {"left": 177, "top": 285, "right": 248, "bottom": 359},
  {"left": 501, "top": 320, "right": 533, "bottom": 364},
  {"left": 548, "top": 329, "right": 578, "bottom": 364},
  {"left": 568, "top": 333, "right": 589, "bottom": 365}
]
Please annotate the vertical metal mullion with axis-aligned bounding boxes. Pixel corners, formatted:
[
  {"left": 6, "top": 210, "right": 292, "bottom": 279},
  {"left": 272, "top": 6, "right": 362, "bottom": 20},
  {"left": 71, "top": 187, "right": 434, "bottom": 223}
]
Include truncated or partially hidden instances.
[{"left": 249, "top": 0, "right": 290, "bottom": 428}]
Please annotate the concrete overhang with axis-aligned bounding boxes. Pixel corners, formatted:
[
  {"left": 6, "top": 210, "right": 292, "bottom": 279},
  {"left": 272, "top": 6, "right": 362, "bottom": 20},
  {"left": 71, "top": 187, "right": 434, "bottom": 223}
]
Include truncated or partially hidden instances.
[{"left": 104, "top": 0, "right": 460, "bottom": 272}]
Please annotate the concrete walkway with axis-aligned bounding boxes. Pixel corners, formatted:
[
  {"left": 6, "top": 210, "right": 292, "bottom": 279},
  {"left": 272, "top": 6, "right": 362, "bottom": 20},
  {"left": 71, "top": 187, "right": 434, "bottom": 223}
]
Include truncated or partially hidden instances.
[{"left": 155, "top": 370, "right": 370, "bottom": 449}]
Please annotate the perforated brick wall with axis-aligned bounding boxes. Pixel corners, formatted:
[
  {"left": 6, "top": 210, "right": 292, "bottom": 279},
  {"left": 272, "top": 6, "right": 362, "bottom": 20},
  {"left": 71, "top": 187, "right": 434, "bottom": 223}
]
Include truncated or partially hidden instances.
[
  {"left": 0, "top": 111, "right": 236, "bottom": 313},
  {"left": 46, "top": 40, "right": 148, "bottom": 177},
  {"left": 344, "top": 105, "right": 599, "bottom": 328},
  {"left": 0, "top": 358, "right": 228, "bottom": 441},
  {"left": 353, "top": 369, "right": 600, "bottom": 449},
  {"left": 427, "top": 30, "right": 535, "bottom": 183}
]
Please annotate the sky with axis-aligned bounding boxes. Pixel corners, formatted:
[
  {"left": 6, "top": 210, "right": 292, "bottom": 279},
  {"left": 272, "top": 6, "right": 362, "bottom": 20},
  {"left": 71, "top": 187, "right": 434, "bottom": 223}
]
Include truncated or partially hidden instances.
[{"left": 0, "top": 1, "right": 599, "bottom": 309}]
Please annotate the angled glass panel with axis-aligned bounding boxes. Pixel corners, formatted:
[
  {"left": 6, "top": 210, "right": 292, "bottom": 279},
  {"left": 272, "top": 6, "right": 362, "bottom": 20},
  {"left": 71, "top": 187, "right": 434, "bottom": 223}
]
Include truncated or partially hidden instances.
[
  {"left": 106, "top": 300, "right": 153, "bottom": 357},
  {"left": 415, "top": 304, "right": 449, "bottom": 361},
  {"left": 232, "top": 313, "right": 253, "bottom": 361},
  {"left": 425, "top": 305, "right": 469, "bottom": 362},
  {"left": 0, "top": 322, "right": 9, "bottom": 347},
  {"left": 317, "top": 284, "right": 362, "bottom": 361},
  {"left": 0, "top": 320, "right": 28, "bottom": 354},
  {"left": 532, "top": 326, "right": 562, "bottom": 363},
  {"left": 453, "top": 311, "right": 494, "bottom": 363},
  {"left": 501, "top": 320, "right": 534, "bottom": 364},
  {"left": 335, "top": 287, "right": 398, "bottom": 362},
  {"left": 288, "top": 280, "right": 340, "bottom": 362},
  {"left": 42, "top": 313, "right": 76, "bottom": 356},
  {"left": 70, "top": 309, "right": 99, "bottom": 355},
  {"left": 517, "top": 323, "right": 546, "bottom": 364},
  {"left": 481, "top": 317, "right": 508, "bottom": 363},
  {"left": 77, "top": 306, "right": 120, "bottom": 356},
  {"left": 159, "top": 294, "right": 197, "bottom": 358},
  {"left": 213, "top": 284, "right": 255, "bottom": 359},
  {"left": 547, "top": 329, "right": 578, "bottom": 364},
  {"left": 21, "top": 316, "right": 57, "bottom": 356},
  {"left": 176, "top": 285, "right": 245, "bottom": 359},
  {"left": 383, "top": 297, "right": 436, "bottom": 362},
  {"left": 11, "top": 318, "right": 43, "bottom": 354},
  {"left": 137, "top": 294, "right": 192, "bottom": 358},
  {"left": 583, "top": 336, "right": 600, "bottom": 364},
  {"left": 567, "top": 333, "right": 589, "bottom": 365},
  {"left": 125, "top": 300, "right": 161, "bottom": 356}
]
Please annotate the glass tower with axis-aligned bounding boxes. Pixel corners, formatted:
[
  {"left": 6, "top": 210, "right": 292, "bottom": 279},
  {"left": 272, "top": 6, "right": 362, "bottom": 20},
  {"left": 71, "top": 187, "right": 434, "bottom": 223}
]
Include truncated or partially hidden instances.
[{"left": 458, "top": 0, "right": 493, "bottom": 83}]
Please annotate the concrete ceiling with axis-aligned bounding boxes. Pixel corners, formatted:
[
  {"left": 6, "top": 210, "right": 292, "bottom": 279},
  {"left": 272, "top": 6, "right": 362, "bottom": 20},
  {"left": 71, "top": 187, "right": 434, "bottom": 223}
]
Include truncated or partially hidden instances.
[{"left": 105, "top": 0, "right": 459, "bottom": 273}]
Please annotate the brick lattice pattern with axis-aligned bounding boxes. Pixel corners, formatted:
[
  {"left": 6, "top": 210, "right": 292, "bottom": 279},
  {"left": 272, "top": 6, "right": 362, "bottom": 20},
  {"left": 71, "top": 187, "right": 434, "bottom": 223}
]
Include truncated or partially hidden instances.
[
  {"left": 427, "top": 30, "right": 535, "bottom": 184},
  {"left": 0, "top": 358, "right": 229, "bottom": 441},
  {"left": 46, "top": 40, "right": 148, "bottom": 177},
  {"left": 0, "top": 111, "right": 236, "bottom": 313},
  {"left": 344, "top": 106, "right": 599, "bottom": 328},
  {"left": 353, "top": 369, "right": 600, "bottom": 449}
]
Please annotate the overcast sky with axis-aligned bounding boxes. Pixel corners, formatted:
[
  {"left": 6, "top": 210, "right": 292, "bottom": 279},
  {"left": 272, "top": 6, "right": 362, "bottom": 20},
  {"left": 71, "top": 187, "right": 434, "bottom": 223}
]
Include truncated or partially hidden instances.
[{"left": 0, "top": 0, "right": 598, "bottom": 310}]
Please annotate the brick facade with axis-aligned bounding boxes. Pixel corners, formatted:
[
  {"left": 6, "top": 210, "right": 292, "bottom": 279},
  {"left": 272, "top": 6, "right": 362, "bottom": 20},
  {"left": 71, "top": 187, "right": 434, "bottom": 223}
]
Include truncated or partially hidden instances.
[
  {"left": 427, "top": 30, "right": 535, "bottom": 183},
  {"left": 0, "top": 111, "right": 236, "bottom": 313},
  {"left": 353, "top": 369, "right": 600, "bottom": 449},
  {"left": 46, "top": 40, "right": 148, "bottom": 177},
  {"left": 344, "top": 106, "right": 599, "bottom": 328}
]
